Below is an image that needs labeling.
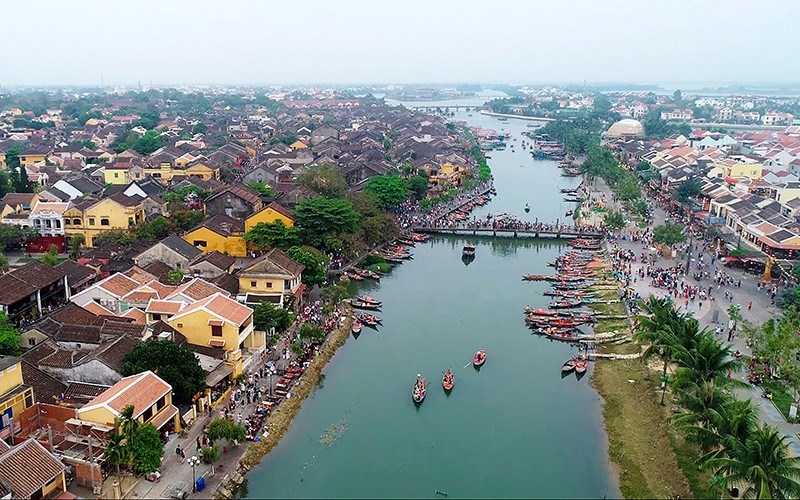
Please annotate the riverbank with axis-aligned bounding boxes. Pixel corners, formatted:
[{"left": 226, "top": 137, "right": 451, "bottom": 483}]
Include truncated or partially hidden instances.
[
  {"left": 479, "top": 110, "right": 555, "bottom": 122},
  {"left": 214, "top": 312, "right": 354, "bottom": 498}
]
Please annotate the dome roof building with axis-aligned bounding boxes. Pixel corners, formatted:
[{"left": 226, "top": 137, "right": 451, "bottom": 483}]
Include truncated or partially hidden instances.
[{"left": 605, "top": 119, "right": 645, "bottom": 139}]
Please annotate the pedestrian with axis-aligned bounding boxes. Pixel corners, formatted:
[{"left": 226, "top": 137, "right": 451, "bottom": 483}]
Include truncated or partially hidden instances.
[
  {"left": 196, "top": 435, "right": 202, "bottom": 451},
  {"left": 748, "top": 301, "right": 752, "bottom": 310},
  {"left": 176, "top": 445, "right": 185, "bottom": 464}
]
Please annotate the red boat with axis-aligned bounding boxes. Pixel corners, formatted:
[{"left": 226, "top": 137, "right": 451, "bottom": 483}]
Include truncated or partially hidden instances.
[
  {"left": 442, "top": 368, "right": 454, "bottom": 391},
  {"left": 473, "top": 349, "right": 486, "bottom": 367},
  {"left": 574, "top": 357, "right": 589, "bottom": 374},
  {"left": 357, "top": 295, "right": 382, "bottom": 305},
  {"left": 412, "top": 374, "right": 426, "bottom": 403},
  {"left": 522, "top": 274, "right": 549, "bottom": 281},
  {"left": 524, "top": 307, "right": 558, "bottom": 316}
]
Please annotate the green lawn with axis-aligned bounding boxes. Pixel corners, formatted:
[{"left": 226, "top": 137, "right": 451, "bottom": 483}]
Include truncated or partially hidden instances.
[{"left": 762, "top": 379, "right": 795, "bottom": 422}]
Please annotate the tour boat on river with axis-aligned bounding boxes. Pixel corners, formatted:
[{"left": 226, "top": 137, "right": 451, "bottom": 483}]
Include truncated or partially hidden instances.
[
  {"left": 351, "top": 320, "right": 362, "bottom": 335},
  {"left": 412, "top": 374, "right": 426, "bottom": 404},
  {"left": 442, "top": 368, "right": 454, "bottom": 391},
  {"left": 473, "top": 349, "right": 486, "bottom": 367}
]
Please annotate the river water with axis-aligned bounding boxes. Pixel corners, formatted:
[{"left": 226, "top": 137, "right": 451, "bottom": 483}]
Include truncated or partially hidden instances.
[{"left": 245, "top": 97, "right": 619, "bottom": 498}]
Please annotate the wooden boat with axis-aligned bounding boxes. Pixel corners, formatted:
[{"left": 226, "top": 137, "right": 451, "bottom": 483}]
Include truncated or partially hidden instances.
[
  {"left": 358, "top": 313, "right": 381, "bottom": 326},
  {"left": 524, "top": 306, "right": 558, "bottom": 316},
  {"left": 473, "top": 349, "right": 486, "bottom": 367},
  {"left": 574, "top": 357, "right": 588, "bottom": 374},
  {"left": 462, "top": 245, "right": 475, "bottom": 257},
  {"left": 549, "top": 300, "right": 584, "bottom": 309},
  {"left": 562, "top": 358, "right": 576, "bottom": 373},
  {"left": 442, "top": 368, "right": 454, "bottom": 391},
  {"left": 351, "top": 320, "right": 362, "bottom": 335},
  {"left": 357, "top": 295, "right": 382, "bottom": 305},
  {"left": 344, "top": 271, "right": 364, "bottom": 281},
  {"left": 534, "top": 327, "right": 580, "bottom": 341},
  {"left": 412, "top": 374, "right": 426, "bottom": 404},
  {"left": 522, "top": 274, "right": 549, "bottom": 281},
  {"left": 524, "top": 203, "right": 530, "bottom": 213},
  {"left": 398, "top": 238, "right": 416, "bottom": 246},
  {"left": 348, "top": 299, "right": 381, "bottom": 310}
]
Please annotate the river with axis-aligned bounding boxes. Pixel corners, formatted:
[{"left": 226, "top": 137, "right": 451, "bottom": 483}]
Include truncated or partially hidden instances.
[{"left": 245, "top": 96, "right": 619, "bottom": 498}]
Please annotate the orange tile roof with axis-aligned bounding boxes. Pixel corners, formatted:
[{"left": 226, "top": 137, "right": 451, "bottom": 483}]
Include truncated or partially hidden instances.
[
  {"left": 173, "top": 293, "right": 251, "bottom": 326},
  {"left": 99, "top": 273, "right": 140, "bottom": 297},
  {"left": 167, "top": 278, "right": 229, "bottom": 301},
  {"left": 120, "top": 308, "right": 146, "bottom": 325},
  {"left": 145, "top": 299, "right": 185, "bottom": 315},
  {"left": 82, "top": 301, "right": 115, "bottom": 316},
  {"left": 80, "top": 371, "right": 171, "bottom": 418},
  {"left": 123, "top": 266, "right": 158, "bottom": 285},
  {"left": 0, "top": 439, "right": 66, "bottom": 498}
]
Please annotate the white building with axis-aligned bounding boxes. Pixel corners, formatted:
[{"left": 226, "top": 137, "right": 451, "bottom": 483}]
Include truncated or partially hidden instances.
[{"left": 29, "top": 202, "right": 69, "bottom": 237}]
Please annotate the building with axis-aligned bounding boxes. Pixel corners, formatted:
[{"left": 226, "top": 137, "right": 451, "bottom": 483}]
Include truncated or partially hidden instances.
[
  {"left": 205, "top": 184, "right": 263, "bottom": 220},
  {"left": 133, "top": 235, "right": 203, "bottom": 271},
  {"left": 762, "top": 113, "right": 794, "bottom": 126},
  {"left": 243, "top": 201, "right": 295, "bottom": 232},
  {"left": 184, "top": 214, "right": 246, "bottom": 257},
  {"left": 29, "top": 202, "right": 69, "bottom": 237},
  {"left": 237, "top": 248, "right": 304, "bottom": 307},
  {"left": 0, "top": 357, "right": 34, "bottom": 443},
  {"left": 0, "top": 438, "right": 67, "bottom": 498},
  {"left": 63, "top": 193, "right": 145, "bottom": 247},
  {"left": 714, "top": 157, "right": 764, "bottom": 180},
  {"left": 77, "top": 370, "right": 180, "bottom": 433},
  {"left": 605, "top": 119, "right": 645, "bottom": 139},
  {"left": 0, "top": 262, "right": 68, "bottom": 324}
]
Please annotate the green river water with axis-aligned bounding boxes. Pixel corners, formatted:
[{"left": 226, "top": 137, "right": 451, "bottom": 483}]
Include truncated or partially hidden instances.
[{"left": 245, "top": 101, "right": 619, "bottom": 498}]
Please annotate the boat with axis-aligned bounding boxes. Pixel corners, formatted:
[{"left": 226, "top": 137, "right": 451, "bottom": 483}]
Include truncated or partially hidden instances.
[
  {"left": 348, "top": 299, "right": 381, "bottom": 310},
  {"left": 548, "top": 300, "right": 584, "bottom": 309},
  {"left": 574, "top": 357, "right": 588, "bottom": 374},
  {"left": 462, "top": 245, "right": 476, "bottom": 257},
  {"left": 442, "top": 368, "right": 454, "bottom": 391},
  {"left": 351, "top": 320, "right": 362, "bottom": 335},
  {"left": 473, "top": 349, "right": 486, "bottom": 367},
  {"left": 562, "top": 358, "right": 576, "bottom": 373},
  {"left": 398, "top": 238, "right": 416, "bottom": 246},
  {"left": 524, "top": 203, "right": 530, "bottom": 213},
  {"left": 358, "top": 313, "right": 381, "bottom": 326},
  {"left": 565, "top": 210, "right": 573, "bottom": 217},
  {"left": 412, "top": 374, "right": 426, "bottom": 404},
  {"left": 357, "top": 295, "right": 382, "bottom": 306}
]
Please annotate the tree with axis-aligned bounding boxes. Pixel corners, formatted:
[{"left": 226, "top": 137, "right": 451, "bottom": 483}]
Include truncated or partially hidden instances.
[
  {"left": 0, "top": 312, "right": 21, "bottom": 355},
  {"left": 364, "top": 175, "right": 409, "bottom": 209},
  {"left": 135, "top": 111, "right": 160, "bottom": 130},
  {"left": 299, "top": 323, "right": 324, "bottom": 343},
  {"left": 653, "top": 222, "right": 687, "bottom": 247},
  {"left": 602, "top": 210, "right": 626, "bottom": 231},
  {"left": 0, "top": 224, "right": 38, "bottom": 251},
  {"left": 0, "top": 253, "right": 7, "bottom": 269},
  {"left": 129, "top": 423, "right": 165, "bottom": 474},
  {"left": 406, "top": 175, "right": 429, "bottom": 201},
  {"left": 294, "top": 197, "right": 359, "bottom": 247},
  {"left": 207, "top": 419, "right": 246, "bottom": 444},
  {"left": 192, "top": 122, "right": 208, "bottom": 135},
  {"left": 132, "top": 130, "right": 165, "bottom": 155},
  {"left": 359, "top": 213, "right": 400, "bottom": 246},
  {"left": 9, "top": 165, "right": 33, "bottom": 194},
  {"left": 614, "top": 174, "right": 641, "bottom": 202},
  {"left": 296, "top": 165, "right": 348, "bottom": 198},
  {"left": 673, "top": 89, "right": 682, "bottom": 103},
  {"left": 69, "top": 234, "right": 85, "bottom": 260},
  {"left": 321, "top": 282, "right": 349, "bottom": 304},
  {"left": 727, "top": 303, "right": 743, "bottom": 333},
  {"left": 635, "top": 296, "right": 687, "bottom": 404},
  {"left": 40, "top": 244, "right": 60, "bottom": 266},
  {"left": 286, "top": 245, "right": 329, "bottom": 286},
  {"left": 104, "top": 432, "right": 129, "bottom": 478},
  {"left": 676, "top": 179, "right": 702, "bottom": 204},
  {"left": 168, "top": 268, "right": 184, "bottom": 285},
  {"left": 703, "top": 425, "right": 800, "bottom": 499},
  {"left": 243, "top": 220, "right": 301, "bottom": 249},
  {"left": 252, "top": 302, "right": 294, "bottom": 334},
  {"left": 246, "top": 182, "right": 277, "bottom": 198},
  {"left": 122, "top": 340, "right": 206, "bottom": 405},
  {"left": 347, "top": 192, "right": 381, "bottom": 218},
  {"left": 135, "top": 216, "right": 170, "bottom": 241},
  {"left": 93, "top": 228, "right": 136, "bottom": 247}
]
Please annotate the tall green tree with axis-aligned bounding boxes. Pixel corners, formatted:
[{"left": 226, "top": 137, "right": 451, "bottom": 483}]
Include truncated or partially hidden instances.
[
  {"left": 69, "top": 233, "right": 85, "bottom": 260},
  {"left": 296, "top": 165, "right": 348, "bottom": 198},
  {"left": 244, "top": 220, "right": 301, "bottom": 249},
  {"left": 286, "top": 245, "right": 329, "bottom": 286},
  {"left": 40, "top": 244, "right": 60, "bottom": 266},
  {"left": 129, "top": 423, "right": 165, "bottom": 474},
  {"left": 252, "top": 302, "right": 294, "bottom": 334},
  {"left": 207, "top": 419, "right": 246, "bottom": 444},
  {"left": 294, "top": 197, "right": 359, "bottom": 247},
  {"left": 602, "top": 210, "right": 626, "bottom": 230},
  {"left": 122, "top": 340, "right": 206, "bottom": 405},
  {"left": 653, "top": 222, "right": 687, "bottom": 247},
  {"left": 104, "top": 432, "right": 129, "bottom": 478},
  {"left": 0, "top": 312, "right": 21, "bottom": 355},
  {"left": 365, "top": 175, "right": 409, "bottom": 209}
]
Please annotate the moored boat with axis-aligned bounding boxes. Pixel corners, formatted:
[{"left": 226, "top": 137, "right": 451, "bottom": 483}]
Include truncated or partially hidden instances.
[
  {"left": 574, "top": 357, "right": 588, "bottom": 374},
  {"left": 462, "top": 245, "right": 476, "bottom": 257},
  {"left": 442, "top": 368, "right": 454, "bottom": 391},
  {"left": 562, "top": 358, "right": 576, "bottom": 373},
  {"left": 473, "top": 348, "right": 486, "bottom": 367},
  {"left": 357, "top": 295, "right": 382, "bottom": 305},
  {"left": 348, "top": 299, "right": 381, "bottom": 310},
  {"left": 412, "top": 374, "right": 426, "bottom": 403},
  {"left": 351, "top": 320, "right": 362, "bottom": 335}
]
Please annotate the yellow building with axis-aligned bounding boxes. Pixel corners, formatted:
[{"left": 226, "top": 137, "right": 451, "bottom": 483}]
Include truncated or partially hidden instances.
[
  {"left": 77, "top": 370, "right": 181, "bottom": 432},
  {"left": 64, "top": 193, "right": 145, "bottom": 247},
  {"left": 430, "top": 162, "right": 468, "bottom": 187},
  {"left": 184, "top": 160, "right": 220, "bottom": 181},
  {"left": 0, "top": 357, "right": 34, "bottom": 442},
  {"left": 715, "top": 158, "right": 763, "bottom": 180},
  {"left": 167, "top": 293, "right": 265, "bottom": 375},
  {"left": 184, "top": 214, "right": 247, "bottom": 257},
  {"left": 19, "top": 153, "right": 47, "bottom": 167},
  {"left": 244, "top": 201, "right": 295, "bottom": 232},
  {"left": 290, "top": 140, "right": 308, "bottom": 150},
  {"left": 103, "top": 165, "right": 130, "bottom": 185},
  {"left": 0, "top": 439, "right": 67, "bottom": 498},
  {"left": 238, "top": 248, "right": 305, "bottom": 307}
]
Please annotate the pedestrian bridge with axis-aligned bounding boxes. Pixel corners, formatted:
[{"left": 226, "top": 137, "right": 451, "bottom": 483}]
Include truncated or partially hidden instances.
[{"left": 411, "top": 226, "right": 605, "bottom": 240}]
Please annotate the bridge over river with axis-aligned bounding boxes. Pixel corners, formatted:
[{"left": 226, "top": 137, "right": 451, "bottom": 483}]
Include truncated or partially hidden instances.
[{"left": 411, "top": 225, "right": 604, "bottom": 240}]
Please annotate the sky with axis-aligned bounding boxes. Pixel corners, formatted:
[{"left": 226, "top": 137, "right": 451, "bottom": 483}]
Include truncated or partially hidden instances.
[{"left": 3, "top": 0, "right": 799, "bottom": 86}]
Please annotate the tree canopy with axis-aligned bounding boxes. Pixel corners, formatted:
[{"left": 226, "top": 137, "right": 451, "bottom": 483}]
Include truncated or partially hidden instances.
[
  {"left": 365, "top": 175, "right": 409, "bottom": 209},
  {"left": 244, "top": 220, "right": 301, "bottom": 249},
  {"left": 653, "top": 222, "right": 687, "bottom": 247},
  {"left": 252, "top": 302, "right": 294, "bottom": 334},
  {"left": 0, "top": 312, "right": 20, "bottom": 356},
  {"left": 294, "top": 197, "right": 359, "bottom": 247},
  {"left": 0, "top": 223, "right": 38, "bottom": 251},
  {"left": 122, "top": 340, "right": 206, "bottom": 405},
  {"left": 286, "top": 245, "right": 329, "bottom": 286},
  {"left": 296, "top": 165, "right": 348, "bottom": 198}
]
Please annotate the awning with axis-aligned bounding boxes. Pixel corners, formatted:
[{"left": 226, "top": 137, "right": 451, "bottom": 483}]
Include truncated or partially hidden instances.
[
  {"left": 207, "top": 319, "right": 224, "bottom": 327},
  {"left": 148, "top": 404, "right": 179, "bottom": 430},
  {"left": 245, "top": 293, "right": 282, "bottom": 305},
  {"left": 293, "top": 284, "right": 307, "bottom": 297},
  {"left": 206, "top": 363, "right": 234, "bottom": 387},
  {"left": 209, "top": 339, "right": 225, "bottom": 348}
]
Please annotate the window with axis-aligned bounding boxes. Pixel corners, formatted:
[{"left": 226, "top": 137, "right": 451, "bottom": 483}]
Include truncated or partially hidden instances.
[
  {"left": 128, "top": 217, "right": 134, "bottom": 226},
  {"left": 28, "top": 338, "right": 35, "bottom": 346},
  {"left": 114, "top": 173, "right": 119, "bottom": 178},
  {"left": 177, "top": 323, "right": 183, "bottom": 328},
  {"left": 54, "top": 220, "right": 61, "bottom": 228},
  {"left": 193, "top": 240, "right": 207, "bottom": 248},
  {"left": 73, "top": 218, "right": 81, "bottom": 225},
  {"left": 211, "top": 325, "right": 223, "bottom": 337},
  {"left": 250, "top": 281, "right": 257, "bottom": 288},
  {"left": 266, "top": 282, "right": 273, "bottom": 289},
  {"left": 24, "top": 391, "right": 33, "bottom": 408},
  {"left": 45, "top": 220, "right": 52, "bottom": 229},
  {"left": 153, "top": 314, "right": 162, "bottom": 321},
  {"left": 88, "top": 218, "right": 95, "bottom": 226},
  {"left": 101, "top": 219, "right": 110, "bottom": 226}
]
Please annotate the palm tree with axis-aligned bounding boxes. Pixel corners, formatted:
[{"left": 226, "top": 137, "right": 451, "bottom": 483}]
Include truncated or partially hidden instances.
[
  {"left": 672, "top": 331, "right": 743, "bottom": 389},
  {"left": 635, "top": 296, "right": 685, "bottom": 404},
  {"left": 704, "top": 425, "right": 800, "bottom": 499},
  {"left": 104, "top": 432, "right": 129, "bottom": 478},
  {"left": 697, "top": 398, "right": 759, "bottom": 460},
  {"left": 672, "top": 380, "right": 730, "bottom": 451}
]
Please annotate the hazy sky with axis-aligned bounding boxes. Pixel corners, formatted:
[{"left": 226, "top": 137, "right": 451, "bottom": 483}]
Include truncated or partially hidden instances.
[{"left": 4, "top": 0, "right": 798, "bottom": 86}]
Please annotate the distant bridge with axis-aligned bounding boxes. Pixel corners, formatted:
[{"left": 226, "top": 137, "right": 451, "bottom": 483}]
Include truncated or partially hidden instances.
[
  {"left": 412, "top": 226, "right": 604, "bottom": 240},
  {"left": 407, "top": 105, "right": 479, "bottom": 111}
]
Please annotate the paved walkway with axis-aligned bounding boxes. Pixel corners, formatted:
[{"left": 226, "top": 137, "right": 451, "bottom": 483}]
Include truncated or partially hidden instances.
[{"left": 585, "top": 178, "right": 800, "bottom": 454}]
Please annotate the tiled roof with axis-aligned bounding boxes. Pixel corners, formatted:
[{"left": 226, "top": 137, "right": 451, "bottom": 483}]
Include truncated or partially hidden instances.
[
  {"left": 120, "top": 307, "right": 146, "bottom": 324},
  {"left": 158, "top": 235, "right": 202, "bottom": 260},
  {"left": 167, "top": 278, "right": 229, "bottom": 301},
  {"left": 145, "top": 299, "right": 185, "bottom": 315},
  {"left": 176, "top": 292, "right": 252, "bottom": 326},
  {"left": 241, "top": 248, "right": 304, "bottom": 278},
  {"left": 0, "top": 262, "right": 66, "bottom": 306},
  {"left": 97, "top": 273, "right": 140, "bottom": 298},
  {"left": 0, "top": 439, "right": 66, "bottom": 498},
  {"left": 54, "top": 324, "right": 102, "bottom": 344},
  {"left": 62, "top": 382, "right": 110, "bottom": 406},
  {"left": 123, "top": 266, "right": 158, "bottom": 285},
  {"left": 80, "top": 371, "right": 171, "bottom": 418},
  {"left": 190, "top": 251, "right": 236, "bottom": 271},
  {"left": 190, "top": 213, "right": 244, "bottom": 236},
  {"left": 93, "top": 335, "right": 141, "bottom": 373},
  {"left": 56, "top": 260, "right": 97, "bottom": 288},
  {"left": 21, "top": 361, "right": 67, "bottom": 404}
]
